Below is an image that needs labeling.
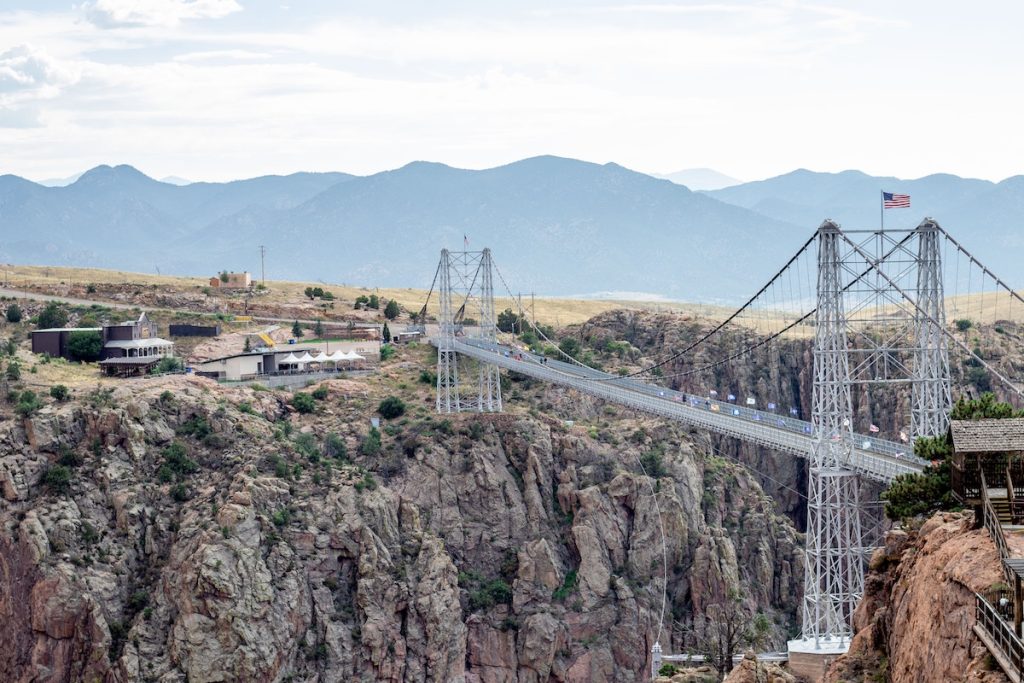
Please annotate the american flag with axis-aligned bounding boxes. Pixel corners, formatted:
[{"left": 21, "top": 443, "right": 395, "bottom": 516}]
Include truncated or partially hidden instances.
[{"left": 883, "top": 191, "right": 910, "bottom": 209}]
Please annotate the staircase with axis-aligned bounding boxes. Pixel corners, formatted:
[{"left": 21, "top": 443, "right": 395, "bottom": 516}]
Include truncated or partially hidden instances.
[{"left": 992, "top": 497, "right": 1013, "bottom": 526}]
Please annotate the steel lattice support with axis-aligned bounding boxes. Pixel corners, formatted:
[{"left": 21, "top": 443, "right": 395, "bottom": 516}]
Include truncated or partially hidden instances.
[
  {"left": 436, "top": 249, "right": 460, "bottom": 413},
  {"left": 799, "top": 221, "right": 863, "bottom": 647},
  {"left": 476, "top": 248, "right": 502, "bottom": 412},
  {"left": 435, "top": 248, "right": 502, "bottom": 414},
  {"left": 911, "top": 219, "right": 952, "bottom": 438}
]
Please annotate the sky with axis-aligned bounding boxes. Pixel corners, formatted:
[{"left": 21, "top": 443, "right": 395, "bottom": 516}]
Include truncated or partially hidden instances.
[{"left": 1, "top": 1, "right": 1022, "bottom": 183}]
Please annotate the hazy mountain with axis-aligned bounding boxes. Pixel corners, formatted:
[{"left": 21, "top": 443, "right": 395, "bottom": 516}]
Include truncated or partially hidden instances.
[
  {"left": 705, "top": 169, "right": 996, "bottom": 231},
  {"left": 36, "top": 172, "right": 84, "bottom": 187},
  {"left": 656, "top": 167, "right": 741, "bottom": 190},
  {"left": 168, "top": 156, "right": 802, "bottom": 301},
  {"left": 704, "top": 168, "right": 1024, "bottom": 285},
  {"left": 4, "top": 159, "right": 1023, "bottom": 301},
  {"left": 160, "top": 175, "right": 192, "bottom": 186},
  {"left": 0, "top": 166, "right": 355, "bottom": 273}
]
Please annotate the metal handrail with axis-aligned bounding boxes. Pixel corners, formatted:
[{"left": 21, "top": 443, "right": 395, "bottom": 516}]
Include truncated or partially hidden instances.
[{"left": 976, "top": 591, "right": 1024, "bottom": 681}]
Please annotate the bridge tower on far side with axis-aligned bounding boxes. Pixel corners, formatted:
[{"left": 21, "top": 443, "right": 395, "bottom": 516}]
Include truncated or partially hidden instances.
[
  {"left": 435, "top": 247, "right": 502, "bottom": 414},
  {"left": 911, "top": 219, "right": 952, "bottom": 439},
  {"left": 789, "top": 221, "right": 864, "bottom": 677}
]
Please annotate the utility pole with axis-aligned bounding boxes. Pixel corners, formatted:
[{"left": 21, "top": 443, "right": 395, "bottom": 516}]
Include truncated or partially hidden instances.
[{"left": 259, "top": 245, "right": 266, "bottom": 286}]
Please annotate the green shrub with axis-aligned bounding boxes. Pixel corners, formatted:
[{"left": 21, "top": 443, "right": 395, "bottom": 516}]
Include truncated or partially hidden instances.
[
  {"left": 377, "top": 396, "right": 406, "bottom": 419},
  {"left": 354, "top": 472, "right": 377, "bottom": 492},
  {"left": 311, "top": 385, "right": 329, "bottom": 401},
  {"left": 43, "top": 464, "right": 71, "bottom": 494},
  {"left": 418, "top": 370, "right": 435, "bottom": 384},
  {"left": 6, "top": 361, "right": 21, "bottom": 380},
  {"left": 36, "top": 302, "right": 68, "bottom": 330},
  {"left": 5, "top": 303, "right": 22, "bottom": 323},
  {"left": 360, "top": 427, "right": 382, "bottom": 456},
  {"left": 292, "top": 392, "right": 316, "bottom": 414},
  {"left": 325, "top": 433, "right": 347, "bottom": 460},
  {"left": 49, "top": 384, "right": 70, "bottom": 401},
  {"left": 658, "top": 664, "right": 678, "bottom": 677},
  {"left": 67, "top": 330, "right": 103, "bottom": 362},
  {"left": 955, "top": 319, "right": 973, "bottom": 332},
  {"left": 552, "top": 569, "right": 578, "bottom": 601},
  {"left": 384, "top": 300, "right": 400, "bottom": 320},
  {"left": 639, "top": 447, "right": 667, "bottom": 478},
  {"left": 272, "top": 507, "right": 291, "bottom": 527},
  {"left": 380, "top": 345, "right": 396, "bottom": 361},
  {"left": 170, "top": 483, "right": 190, "bottom": 502},
  {"left": 154, "top": 357, "right": 183, "bottom": 373},
  {"left": 177, "top": 415, "right": 212, "bottom": 439},
  {"left": 16, "top": 390, "right": 42, "bottom": 417}
]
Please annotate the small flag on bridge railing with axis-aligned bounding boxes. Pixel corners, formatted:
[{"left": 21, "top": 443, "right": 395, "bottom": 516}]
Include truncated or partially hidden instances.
[
  {"left": 869, "top": 424, "right": 880, "bottom": 433},
  {"left": 790, "top": 407, "right": 799, "bottom": 415},
  {"left": 727, "top": 394, "right": 736, "bottom": 401},
  {"left": 768, "top": 402, "right": 776, "bottom": 410},
  {"left": 745, "top": 397, "right": 756, "bottom": 406}
]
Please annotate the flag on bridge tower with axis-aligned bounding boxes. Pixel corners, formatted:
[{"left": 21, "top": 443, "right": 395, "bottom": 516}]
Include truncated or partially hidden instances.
[
  {"left": 464, "top": 234, "right": 469, "bottom": 248},
  {"left": 869, "top": 424, "right": 880, "bottom": 433},
  {"left": 882, "top": 191, "right": 911, "bottom": 208}
]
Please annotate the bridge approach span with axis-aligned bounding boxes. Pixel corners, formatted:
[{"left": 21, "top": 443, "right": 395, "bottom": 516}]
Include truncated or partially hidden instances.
[{"left": 440, "top": 337, "right": 927, "bottom": 485}]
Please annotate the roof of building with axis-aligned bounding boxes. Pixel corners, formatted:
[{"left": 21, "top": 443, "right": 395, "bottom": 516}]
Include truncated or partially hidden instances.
[
  {"left": 98, "top": 357, "right": 163, "bottom": 366},
  {"left": 950, "top": 418, "right": 1024, "bottom": 453},
  {"left": 1005, "top": 558, "right": 1024, "bottom": 582},
  {"left": 104, "top": 338, "right": 174, "bottom": 350},
  {"left": 33, "top": 327, "right": 103, "bottom": 333}
]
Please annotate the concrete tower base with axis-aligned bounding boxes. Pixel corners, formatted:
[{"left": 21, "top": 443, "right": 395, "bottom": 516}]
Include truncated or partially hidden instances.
[{"left": 787, "top": 637, "right": 849, "bottom": 682}]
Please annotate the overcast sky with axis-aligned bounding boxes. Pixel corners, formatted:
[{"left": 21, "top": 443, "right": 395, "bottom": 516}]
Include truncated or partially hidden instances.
[{"left": 1, "top": 1, "right": 1022, "bottom": 183}]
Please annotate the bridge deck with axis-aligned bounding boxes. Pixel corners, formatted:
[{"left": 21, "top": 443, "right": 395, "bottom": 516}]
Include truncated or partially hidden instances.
[{"left": 435, "top": 337, "right": 927, "bottom": 484}]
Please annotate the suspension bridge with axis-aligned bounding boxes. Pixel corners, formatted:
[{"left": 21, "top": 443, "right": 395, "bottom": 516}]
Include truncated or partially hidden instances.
[{"left": 415, "top": 219, "right": 1024, "bottom": 680}]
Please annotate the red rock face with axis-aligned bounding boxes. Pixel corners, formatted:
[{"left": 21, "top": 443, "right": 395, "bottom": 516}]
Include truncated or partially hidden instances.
[
  {"left": 1, "top": 536, "right": 112, "bottom": 683},
  {"left": 826, "top": 513, "right": 1010, "bottom": 683}
]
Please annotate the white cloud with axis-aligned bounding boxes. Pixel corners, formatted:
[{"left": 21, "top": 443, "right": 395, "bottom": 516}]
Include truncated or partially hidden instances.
[
  {"left": 0, "top": 44, "right": 76, "bottom": 94},
  {"left": 83, "top": 0, "right": 242, "bottom": 28}
]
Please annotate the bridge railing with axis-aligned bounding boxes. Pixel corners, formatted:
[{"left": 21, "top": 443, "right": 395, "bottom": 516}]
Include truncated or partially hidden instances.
[
  {"left": 976, "top": 590, "right": 1024, "bottom": 682},
  {"left": 981, "top": 471, "right": 1015, "bottom": 586},
  {"left": 449, "top": 338, "right": 926, "bottom": 483}
]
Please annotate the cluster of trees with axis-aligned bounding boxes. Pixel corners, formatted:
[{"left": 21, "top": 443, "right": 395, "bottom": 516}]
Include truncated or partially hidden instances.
[
  {"left": 354, "top": 294, "right": 401, "bottom": 320},
  {"left": 304, "top": 286, "right": 335, "bottom": 301}
]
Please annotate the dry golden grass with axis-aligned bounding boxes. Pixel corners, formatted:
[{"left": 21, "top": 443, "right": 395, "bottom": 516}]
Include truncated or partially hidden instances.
[
  {"left": 6, "top": 263, "right": 1023, "bottom": 330},
  {"left": 2, "top": 264, "right": 717, "bottom": 326}
]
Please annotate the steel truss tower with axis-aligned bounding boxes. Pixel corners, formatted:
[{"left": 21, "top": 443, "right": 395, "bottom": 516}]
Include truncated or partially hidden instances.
[
  {"left": 435, "top": 248, "right": 502, "bottom": 414},
  {"left": 911, "top": 219, "right": 952, "bottom": 438},
  {"left": 799, "top": 221, "right": 864, "bottom": 647}
]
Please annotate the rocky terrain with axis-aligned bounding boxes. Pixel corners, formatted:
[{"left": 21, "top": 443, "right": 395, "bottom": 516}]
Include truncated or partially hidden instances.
[
  {"left": 824, "top": 513, "right": 1010, "bottom": 683},
  {"left": 0, "top": 341, "right": 804, "bottom": 682}
]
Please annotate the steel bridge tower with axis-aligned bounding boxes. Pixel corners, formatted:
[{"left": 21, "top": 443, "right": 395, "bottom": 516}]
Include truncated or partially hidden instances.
[
  {"left": 790, "top": 221, "right": 864, "bottom": 667},
  {"left": 911, "top": 219, "right": 952, "bottom": 438},
  {"left": 435, "top": 247, "right": 502, "bottom": 414}
]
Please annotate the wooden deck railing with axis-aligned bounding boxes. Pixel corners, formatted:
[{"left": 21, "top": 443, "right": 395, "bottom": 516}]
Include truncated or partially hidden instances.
[
  {"left": 981, "top": 471, "right": 1015, "bottom": 586},
  {"left": 976, "top": 591, "right": 1024, "bottom": 682}
]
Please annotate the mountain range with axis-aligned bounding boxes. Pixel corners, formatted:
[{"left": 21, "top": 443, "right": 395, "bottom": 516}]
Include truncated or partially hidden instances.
[{"left": 1, "top": 158, "right": 1022, "bottom": 302}]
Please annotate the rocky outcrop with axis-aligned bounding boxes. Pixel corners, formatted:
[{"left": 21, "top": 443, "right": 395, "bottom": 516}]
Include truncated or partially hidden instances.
[
  {"left": 0, "top": 368, "right": 803, "bottom": 682},
  {"left": 824, "top": 513, "right": 1010, "bottom": 683},
  {"left": 724, "top": 653, "right": 795, "bottom": 683}
]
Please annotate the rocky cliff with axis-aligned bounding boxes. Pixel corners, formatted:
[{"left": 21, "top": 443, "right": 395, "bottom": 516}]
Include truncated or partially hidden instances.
[
  {"left": 0, "top": 351, "right": 803, "bottom": 682},
  {"left": 824, "top": 513, "right": 1010, "bottom": 683}
]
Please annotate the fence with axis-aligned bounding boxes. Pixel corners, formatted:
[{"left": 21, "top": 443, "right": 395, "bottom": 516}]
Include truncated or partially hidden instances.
[
  {"left": 976, "top": 591, "right": 1024, "bottom": 682},
  {"left": 169, "top": 324, "right": 220, "bottom": 337}
]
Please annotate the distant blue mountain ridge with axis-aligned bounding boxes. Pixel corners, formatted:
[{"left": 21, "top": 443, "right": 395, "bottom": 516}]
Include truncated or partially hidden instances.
[{"left": 0, "top": 158, "right": 1020, "bottom": 301}]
